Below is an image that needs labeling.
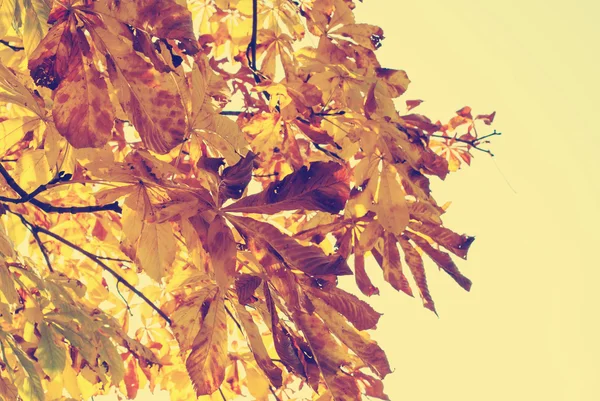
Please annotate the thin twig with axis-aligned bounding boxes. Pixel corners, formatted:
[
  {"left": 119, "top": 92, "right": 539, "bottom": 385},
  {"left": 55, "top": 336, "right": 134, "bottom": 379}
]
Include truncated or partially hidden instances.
[
  {"left": 0, "top": 40, "right": 24, "bottom": 51},
  {"left": 95, "top": 255, "right": 132, "bottom": 263},
  {"left": 218, "top": 387, "right": 226, "bottom": 401},
  {"left": 270, "top": 386, "right": 283, "bottom": 401},
  {"left": 14, "top": 213, "right": 54, "bottom": 273},
  {"left": 220, "top": 110, "right": 245, "bottom": 116},
  {"left": 249, "top": 0, "right": 260, "bottom": 83},
  {"left": 0, "top": 164, "right": 122, "bottom": 214},
  {"left": 116, "top": 282, "right": 134, "bottom": 317},
  {"left": 29, "top": 221, "right": 171, "bottom": 324},
  {"left": 429, "top": 130, "right": 502, "bottom": 156},
  {"left": 225, "top": 305, "right": 243, "bottom": 334}
]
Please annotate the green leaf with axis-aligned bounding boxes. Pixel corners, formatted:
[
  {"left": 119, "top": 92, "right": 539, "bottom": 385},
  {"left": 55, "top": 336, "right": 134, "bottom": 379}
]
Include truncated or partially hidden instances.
[
  {"left": 8, "top": 341, "right": 44, "bottom": 401},
  {"left": 35, "top": 322, "right": 66, "bottom": 379}
]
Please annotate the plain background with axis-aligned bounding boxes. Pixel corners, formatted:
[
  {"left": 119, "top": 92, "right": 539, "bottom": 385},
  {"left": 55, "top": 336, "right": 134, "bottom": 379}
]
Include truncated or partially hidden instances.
[
  {"left": 355, "top": 1, "right": 600, "bottom": 400},
  {"left": 100, "top": 1, "right": 600, "bottom": 400}
]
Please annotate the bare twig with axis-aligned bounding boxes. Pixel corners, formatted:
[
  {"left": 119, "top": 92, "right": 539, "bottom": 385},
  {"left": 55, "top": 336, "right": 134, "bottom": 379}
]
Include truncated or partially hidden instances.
[
  {"left": 429, "top": 130, "right": 502, "bottom": 156},
  {"left": 0, "top": 40, "right": 24, "bottom": 51},
  {"left": 0, "top": 164, "right": 122, "bottom": 214},
  {"left": 116, "top": 281, "right": 134, "bottom": 317}
]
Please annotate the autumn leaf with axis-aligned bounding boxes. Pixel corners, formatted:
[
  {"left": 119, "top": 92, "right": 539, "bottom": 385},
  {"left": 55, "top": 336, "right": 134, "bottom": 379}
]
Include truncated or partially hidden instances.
[
  {"left": 229, "top": 215, "right": 352, "bottom": 277},
  {"left": 186, "top": 291, "right": 228, "bottom": 396},
  {"left": 225, "top": 162, "right": 350, "bottom": 214}
]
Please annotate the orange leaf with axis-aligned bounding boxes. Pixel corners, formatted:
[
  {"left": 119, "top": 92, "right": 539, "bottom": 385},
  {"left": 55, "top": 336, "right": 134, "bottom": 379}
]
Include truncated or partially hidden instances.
[{"left": 186, "top": 291, "right": 228, "bottom": 396}]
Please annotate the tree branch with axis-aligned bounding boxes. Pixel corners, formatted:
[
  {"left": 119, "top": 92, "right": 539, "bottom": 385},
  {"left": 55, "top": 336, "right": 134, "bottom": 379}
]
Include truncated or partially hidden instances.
[
  {"left": 14, "top": 213, "right": 54, "bottom": 273},
  {"left": 15, "top": 218, "right": 172, "bottom": 324},
  {"left": 0, "top": 164, "right": 122, "bottom": 214},
  {"left": 429, "top": 130, "right": 502, "bottom": 156},
  {"left": 0, "top": 40, "right": 24, "bottom": 51}
]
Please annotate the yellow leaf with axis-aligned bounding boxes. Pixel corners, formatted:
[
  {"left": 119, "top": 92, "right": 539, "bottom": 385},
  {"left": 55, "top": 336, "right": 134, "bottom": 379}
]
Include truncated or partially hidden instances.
[
  {"left": 137, "top": 221, "right": 176, "bottom": 282},
  {"left": 0, "top": 116, "right": 39, "bottom": 157},
  {"left": 375, "top": 163, "right": 409, "bottom": 234},
  {"left": 14, "top": 149, "right": 52, "bottom": 191},
  {"left": 22, "top": 0, "right": 50, "bottom": 59}
]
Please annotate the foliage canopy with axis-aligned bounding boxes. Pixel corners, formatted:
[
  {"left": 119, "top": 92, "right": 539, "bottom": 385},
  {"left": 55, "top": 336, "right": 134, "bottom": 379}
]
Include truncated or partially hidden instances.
[{"left": 0, "top": 0, "right": 497, "bottom": 400}]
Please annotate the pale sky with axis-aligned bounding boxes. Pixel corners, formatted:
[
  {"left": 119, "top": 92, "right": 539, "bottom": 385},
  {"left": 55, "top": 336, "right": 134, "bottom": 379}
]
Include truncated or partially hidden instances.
[
  {"left": 356, "top": 1, "right": 600, "bottom": 400},
  {"left": 100, "top": 1, "right": 599, "bottom": 400}
]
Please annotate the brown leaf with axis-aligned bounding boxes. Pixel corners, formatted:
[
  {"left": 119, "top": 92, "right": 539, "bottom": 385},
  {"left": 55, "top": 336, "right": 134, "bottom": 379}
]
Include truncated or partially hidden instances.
[
  {"left": 52, "top": 27, "right": 115, "bottom": 148},
  {"left": 235, "top": 274, "right": 262, "bottom": 305},
  {"left": 28, "top": 19, "right": 74, "bottom": 90},
  {"left": 354, "top": 253, "right": 379, "bottom": 297},
  {"left": 406, "top": 99, "right": 424, "bottom": 111},
  {"left": 397, "top": 235, "right": 436, "bottom": 313},
  {"left": 407, "top": 232, "right": 472, "bottom": 291},
  {"left": 207, "top": 216, "right": 237, "bottom": 291},
  {"left": 93, "top": 19, "right": 187, "bottom": 154},
  {"left": 224, "top": 162, "right": 350, "bottom": 215},
  {"left": 409, "top": 221, "right": 475, "bottom": 259},
  {"left": 219, "top": 151, "right": 256, "bottom": 202},
  {"left": 305, "top": 283, "right": 381, "bottom": 330},
  {"left": 228, "top": 215, "right": 352, "bottom": 277},
  {"left": 92, "top": 0, "right": 199, "bottom": 54},
  {"left": 124, "top": 358, "right": 140, "bottom": 399},
  {"left": 475, "top": 111, "right": 496, "bottom": 125},
  {"left": 379, "top": 233, "right": 413, "bottom": 296},
  {"left": 311, "top": 297, "right": 391, "bottom": 378}
]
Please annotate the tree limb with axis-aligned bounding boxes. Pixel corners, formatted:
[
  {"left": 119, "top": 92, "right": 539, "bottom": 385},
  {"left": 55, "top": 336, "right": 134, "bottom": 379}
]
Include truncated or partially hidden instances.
[
  {"left": 11, "top": 214, "right": 172, "bottom": 324},
  {"left": 0, "top": 164, "right": 122, "bottom": 214}
]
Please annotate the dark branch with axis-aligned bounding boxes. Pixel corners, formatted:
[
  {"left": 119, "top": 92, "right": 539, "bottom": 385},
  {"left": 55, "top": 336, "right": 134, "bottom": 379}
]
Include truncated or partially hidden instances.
[
  {"left": 270, "top": 386, "right": 283, "bottom": 401},
  {"left": 0, "top": 40, "right": 24, "bottom": 51},
  {"left": 220, "top": 110, "right": 248, "bottom": 116},
  {"left": 312, "top": 142, "right": 343, "bottom": 160},
  {"left": 0, "top": 164, "right": 122, "bottom": 214},
  {"left": 27, "top": 221, "right": 171, "bottom": 324},
  {"left": 429, "top": 130, "right": 502, "bottom": 156}
]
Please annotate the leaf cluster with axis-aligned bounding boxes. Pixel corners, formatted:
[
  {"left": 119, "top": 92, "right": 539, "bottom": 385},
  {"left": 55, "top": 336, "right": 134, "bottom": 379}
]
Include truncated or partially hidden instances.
[{"left": 0, "top": 0, "right": 497, "bottom": 400}]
